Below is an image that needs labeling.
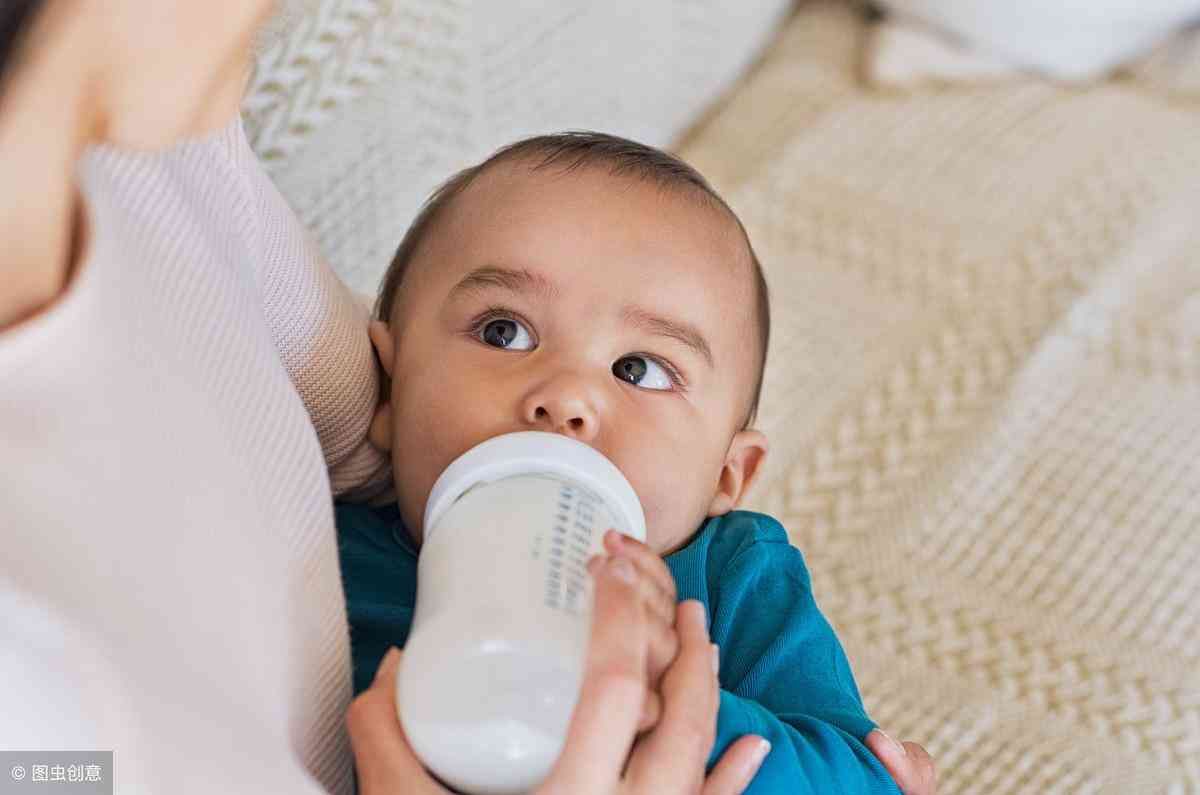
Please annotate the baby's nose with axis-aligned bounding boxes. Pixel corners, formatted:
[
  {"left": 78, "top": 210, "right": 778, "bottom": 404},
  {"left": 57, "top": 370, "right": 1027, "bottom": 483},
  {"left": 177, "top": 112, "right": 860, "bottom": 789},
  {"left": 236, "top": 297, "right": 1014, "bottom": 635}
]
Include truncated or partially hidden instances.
[
  {"left": 521, "top": 378, "right": 600, "bottom": 442},
  {"left": 533, "top": 406, "right": 595, "bottom": 439}
]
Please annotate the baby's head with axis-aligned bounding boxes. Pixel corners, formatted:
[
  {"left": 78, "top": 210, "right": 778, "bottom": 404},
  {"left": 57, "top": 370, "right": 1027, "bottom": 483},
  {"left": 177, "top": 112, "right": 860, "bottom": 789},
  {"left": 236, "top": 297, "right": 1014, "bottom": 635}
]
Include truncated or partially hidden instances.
[{"left": 368, "top": 132, "right": 770, "bottom": 555}]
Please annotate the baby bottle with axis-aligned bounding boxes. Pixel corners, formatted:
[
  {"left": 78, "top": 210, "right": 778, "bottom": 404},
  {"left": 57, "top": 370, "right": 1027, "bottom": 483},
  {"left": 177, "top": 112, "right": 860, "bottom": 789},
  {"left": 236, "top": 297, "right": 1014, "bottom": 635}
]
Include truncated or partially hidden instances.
[{"left": 396, "top": 431, "right": 647, "bottom": 795}]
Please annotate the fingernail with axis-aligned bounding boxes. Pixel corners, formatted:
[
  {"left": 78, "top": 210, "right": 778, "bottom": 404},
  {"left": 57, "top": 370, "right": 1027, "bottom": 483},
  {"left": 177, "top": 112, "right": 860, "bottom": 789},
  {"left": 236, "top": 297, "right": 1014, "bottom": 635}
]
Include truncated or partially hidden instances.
[
  {"left": 753, "top": 738, "right": 771, "bottom": 764},
  {"left": 879, "top": 730, "right": 906, "bottom": 760},
  {"left": 711, "top": 643, "right": 720, "bottom": 675},
  {"left": 739, "top": 737, "right": 771, "bottom": 789},
  {"left": 605, "top": 529, "right": 623, "bottom": 547},
  {"left": 608, "top": 555, "right": 636, "bottom": 584}
]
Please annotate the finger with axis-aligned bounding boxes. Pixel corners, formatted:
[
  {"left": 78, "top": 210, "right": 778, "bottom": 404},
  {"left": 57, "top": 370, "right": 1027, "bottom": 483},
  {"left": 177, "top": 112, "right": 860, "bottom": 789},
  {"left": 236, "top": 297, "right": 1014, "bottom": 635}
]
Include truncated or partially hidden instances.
[
  {"left": 346, "top": 648, "right": 404, "bottom": 763},
  {"left": 604, "top": 530, "right": 677, "bottom": 609},
  {"left": 645, "top": 616, "right": 681, "bottom": 688},
  {"left": 589, "top": 546, "right": 675, "bottom": 666},
  {"left": 600, "top": 535, "right": 676, "bottom": 634},
  {"left": 375, "top": 645, "right": 402, "bottom": 685},
  {"left": 623, "top": 600, "right": 719, "bottom": 792},
  {"left": 902, "top": 741, "right": 937, "bottom": 795},
  {"left": 345, "top": 647, "right": 448, "bottom": 795},
  {"left": 540, "top": 555, "right": 650, "bottom": 795},
  {"left": 636, "top": 689, "right": 662, "bottom": 733},
  {"left": 701, "top": 735, "right": 773, "bottom": 795},
  {"left": 864, "top": 730, "right": 908, "bottom": 790},
  {"left": 604, "top": 530, "right": 678, "bottom": 623},
  {"left": 865, "top": 730, "right": 919, "bottom": 794}
]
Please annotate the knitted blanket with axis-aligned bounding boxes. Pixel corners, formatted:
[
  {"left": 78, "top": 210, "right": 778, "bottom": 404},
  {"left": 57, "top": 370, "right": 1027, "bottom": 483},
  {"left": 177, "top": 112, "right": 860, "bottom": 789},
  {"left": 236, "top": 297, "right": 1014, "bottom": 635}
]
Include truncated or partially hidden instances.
[
  {"left": 244, "top": 0, "right": 791, "bottom": 293},
  {"left": 246, "top": 2, "right": 1200, "bottom": 792},
  {"left": 678, "top": 5, "right": 1200, "bottom": 793}
]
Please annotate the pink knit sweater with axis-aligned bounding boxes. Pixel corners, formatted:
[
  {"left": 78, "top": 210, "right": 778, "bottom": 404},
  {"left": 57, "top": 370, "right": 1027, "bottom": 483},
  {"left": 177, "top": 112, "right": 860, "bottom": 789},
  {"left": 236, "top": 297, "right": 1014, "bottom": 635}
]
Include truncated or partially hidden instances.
[{"left": 0, "top": 115, "right": 386, "bottom": 794}]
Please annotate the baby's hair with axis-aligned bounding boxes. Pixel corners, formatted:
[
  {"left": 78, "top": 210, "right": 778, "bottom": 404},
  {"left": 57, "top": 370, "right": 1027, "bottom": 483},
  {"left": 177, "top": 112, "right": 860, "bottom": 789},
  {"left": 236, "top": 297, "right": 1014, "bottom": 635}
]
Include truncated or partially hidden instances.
[{"left": 375, "top": 131, "right": 770, "bottom": 429}]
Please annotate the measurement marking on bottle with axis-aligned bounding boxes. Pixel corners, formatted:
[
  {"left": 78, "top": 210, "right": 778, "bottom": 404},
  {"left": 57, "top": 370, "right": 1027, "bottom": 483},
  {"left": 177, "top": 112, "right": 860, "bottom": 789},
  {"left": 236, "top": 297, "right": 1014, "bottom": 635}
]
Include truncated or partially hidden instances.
[{"left": 543, "top": 483, "right": 607, "bottom": 615}]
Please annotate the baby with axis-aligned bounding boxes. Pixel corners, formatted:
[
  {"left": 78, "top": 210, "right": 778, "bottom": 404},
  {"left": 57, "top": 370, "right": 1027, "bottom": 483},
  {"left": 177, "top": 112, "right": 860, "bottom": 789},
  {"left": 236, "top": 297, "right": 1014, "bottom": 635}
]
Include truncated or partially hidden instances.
[{"left": 336, "top": 132, "right": 902, "bottom": 793}]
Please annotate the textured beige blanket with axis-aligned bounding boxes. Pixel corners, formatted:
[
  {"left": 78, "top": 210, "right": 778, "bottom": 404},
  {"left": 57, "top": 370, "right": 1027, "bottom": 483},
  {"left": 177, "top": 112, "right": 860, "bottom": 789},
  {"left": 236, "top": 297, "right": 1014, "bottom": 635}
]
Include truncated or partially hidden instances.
[{"left": 679, "top": 4, "right": 1200, "bottom": 793}]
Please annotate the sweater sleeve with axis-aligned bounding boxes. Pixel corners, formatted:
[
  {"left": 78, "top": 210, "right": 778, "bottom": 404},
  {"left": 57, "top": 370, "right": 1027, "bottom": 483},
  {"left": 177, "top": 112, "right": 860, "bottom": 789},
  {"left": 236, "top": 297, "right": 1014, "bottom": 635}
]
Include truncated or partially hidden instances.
[
  {"left": 705, "top": 519, "right": 901, "bottom": 795},
  {"left": 238, "top": 118, "right": 392, "bottom": 498}
]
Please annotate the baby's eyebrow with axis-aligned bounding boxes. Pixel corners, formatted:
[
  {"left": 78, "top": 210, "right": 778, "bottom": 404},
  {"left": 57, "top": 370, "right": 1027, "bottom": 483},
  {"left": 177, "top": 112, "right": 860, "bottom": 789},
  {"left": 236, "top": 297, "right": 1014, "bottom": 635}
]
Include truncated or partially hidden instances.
[
  {"left": 448, "top": 266, "right": 560, "bottom": 302},
  {"left": 621, "top": 305, "right": 714, "bottom": 369},
  {"left": 448, "top": 266, "right": 714, "bottom": 368}
]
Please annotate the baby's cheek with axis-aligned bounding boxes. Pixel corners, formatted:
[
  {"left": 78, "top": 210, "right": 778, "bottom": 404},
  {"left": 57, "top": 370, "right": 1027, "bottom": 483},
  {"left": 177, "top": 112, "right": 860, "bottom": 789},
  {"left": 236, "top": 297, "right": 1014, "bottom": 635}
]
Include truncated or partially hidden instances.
[
  {"left": 390, "top": 395, "right": 457, "bottom": 532},
  {"left": 622, "top": 457, "right": 702, "bottom": 554}
]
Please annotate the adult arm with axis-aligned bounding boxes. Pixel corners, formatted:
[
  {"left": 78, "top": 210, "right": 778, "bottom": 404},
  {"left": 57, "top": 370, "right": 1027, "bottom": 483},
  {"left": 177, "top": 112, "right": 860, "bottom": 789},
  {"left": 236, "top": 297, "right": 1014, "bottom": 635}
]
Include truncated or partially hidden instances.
[{"left": 243, "top": 135, "right": 391, "bottom": 497}]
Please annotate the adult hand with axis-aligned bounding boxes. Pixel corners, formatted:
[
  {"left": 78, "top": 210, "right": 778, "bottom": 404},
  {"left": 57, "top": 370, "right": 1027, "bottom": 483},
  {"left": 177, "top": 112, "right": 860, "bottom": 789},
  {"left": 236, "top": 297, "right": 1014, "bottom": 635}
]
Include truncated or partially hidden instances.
[
  {"left": 865, "top": 730, "right": 937, "bottom": 795},
  {"left": 599, "top": 529, "right": 679, "bottom": 732},
  {"left": 346, "top": 553, "right": 771, "bottom": 795}
]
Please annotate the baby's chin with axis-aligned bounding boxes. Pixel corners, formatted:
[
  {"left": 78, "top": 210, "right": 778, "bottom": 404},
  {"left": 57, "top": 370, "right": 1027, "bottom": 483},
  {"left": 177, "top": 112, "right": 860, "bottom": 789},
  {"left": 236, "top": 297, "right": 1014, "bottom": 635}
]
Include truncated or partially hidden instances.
[{"left": 645, "top": 517, "right": 707, "bottom": 557}]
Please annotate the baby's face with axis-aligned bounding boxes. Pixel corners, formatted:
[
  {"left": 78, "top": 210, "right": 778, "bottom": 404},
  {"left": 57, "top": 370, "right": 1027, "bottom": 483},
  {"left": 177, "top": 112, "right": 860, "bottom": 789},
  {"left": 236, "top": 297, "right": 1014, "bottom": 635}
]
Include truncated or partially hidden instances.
[{"left": 375, "top": 162, "right": 766, "bottom": 554}]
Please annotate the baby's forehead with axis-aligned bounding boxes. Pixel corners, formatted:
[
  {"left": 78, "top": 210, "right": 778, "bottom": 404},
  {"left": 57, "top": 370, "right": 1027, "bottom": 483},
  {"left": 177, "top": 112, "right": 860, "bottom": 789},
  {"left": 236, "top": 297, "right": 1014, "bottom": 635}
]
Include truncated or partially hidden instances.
[
  {"left": 460, "top": 166, "right": 748, "bottom": 291},
  {"left": 450, "top": 160, "right": 748, "bottom": 261},
  {"left": 468, "top": 157, "right": 731, "bottom": 223},
  {"left": 437, "top": 159, "right": 752, "bottom": 288}
]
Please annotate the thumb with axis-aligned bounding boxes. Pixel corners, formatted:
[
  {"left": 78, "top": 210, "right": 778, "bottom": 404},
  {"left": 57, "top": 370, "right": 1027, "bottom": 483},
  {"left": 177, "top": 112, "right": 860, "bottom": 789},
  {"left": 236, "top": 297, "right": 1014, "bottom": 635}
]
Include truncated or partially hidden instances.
[
  {"left": 374, "top": 646, "right": 403, "bottom": 686},
  {"left": 347, "top": 647, "right": 446, "bottom": 795},
  {"left": 865, "top": 730, "right": 913, "bottom": 793}
]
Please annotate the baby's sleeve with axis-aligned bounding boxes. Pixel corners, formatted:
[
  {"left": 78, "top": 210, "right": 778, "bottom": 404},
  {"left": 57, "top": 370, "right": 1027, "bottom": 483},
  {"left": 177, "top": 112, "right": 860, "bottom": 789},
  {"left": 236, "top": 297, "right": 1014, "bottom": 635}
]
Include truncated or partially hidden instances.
[
  {"left": 706, "top": 523, "right": 901, "bottom": 794},
  {"left": 238, "top": 118, "right": 391, "bottom": 497}
]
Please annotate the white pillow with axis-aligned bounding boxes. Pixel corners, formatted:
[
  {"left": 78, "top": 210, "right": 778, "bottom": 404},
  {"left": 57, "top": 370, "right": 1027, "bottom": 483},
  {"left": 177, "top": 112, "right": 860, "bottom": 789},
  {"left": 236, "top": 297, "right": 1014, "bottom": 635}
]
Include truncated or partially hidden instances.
[{"left": 877, "top": 0, "right": 1200, "bottom": 80}]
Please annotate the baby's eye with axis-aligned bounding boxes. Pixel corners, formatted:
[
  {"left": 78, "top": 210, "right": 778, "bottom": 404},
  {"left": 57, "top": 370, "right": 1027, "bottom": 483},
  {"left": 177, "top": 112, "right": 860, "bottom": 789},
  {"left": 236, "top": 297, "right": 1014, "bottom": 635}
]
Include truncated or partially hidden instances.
[
  {"left": 479, "top": 317, "right": 534, "bottom": 351},
  {"left": 613, "top": 355, "right": 673, "bottom": 391}
]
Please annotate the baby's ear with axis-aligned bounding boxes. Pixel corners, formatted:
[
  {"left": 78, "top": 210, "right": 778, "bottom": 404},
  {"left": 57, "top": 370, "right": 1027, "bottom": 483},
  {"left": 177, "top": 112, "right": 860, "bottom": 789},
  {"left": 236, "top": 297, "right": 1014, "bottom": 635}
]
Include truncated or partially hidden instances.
[
  {"left": 707, "top": 429, "right": 768, "bottom": 517},
  {"left": 368, "top": 320, "right": 396, "bottom": 378},
  {"left": 367, "top": 321, "right": 396, "bottom": 451}
]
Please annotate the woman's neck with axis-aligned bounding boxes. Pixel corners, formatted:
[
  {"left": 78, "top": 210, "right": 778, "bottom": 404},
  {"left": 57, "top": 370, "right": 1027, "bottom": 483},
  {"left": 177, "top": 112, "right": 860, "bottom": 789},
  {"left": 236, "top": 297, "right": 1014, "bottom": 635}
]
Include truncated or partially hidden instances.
[{"left": 0, "top": 0, "right": 260, "bottom": 329}]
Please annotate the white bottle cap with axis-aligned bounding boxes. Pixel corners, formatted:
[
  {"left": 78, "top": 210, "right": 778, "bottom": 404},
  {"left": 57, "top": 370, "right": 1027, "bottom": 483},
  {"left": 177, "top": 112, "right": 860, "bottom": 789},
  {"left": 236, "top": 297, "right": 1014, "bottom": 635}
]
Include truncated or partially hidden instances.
[{"left": 423, "top": 431, "right": 646, "bottom": 543}]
